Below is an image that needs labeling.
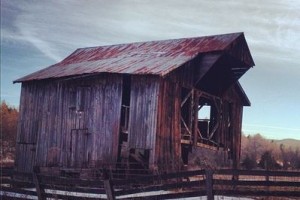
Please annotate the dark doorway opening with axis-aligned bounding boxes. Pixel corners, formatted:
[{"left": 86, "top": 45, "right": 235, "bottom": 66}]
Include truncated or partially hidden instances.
[{"left": 118, "top": 75, "right": 131, "bottom": 163}]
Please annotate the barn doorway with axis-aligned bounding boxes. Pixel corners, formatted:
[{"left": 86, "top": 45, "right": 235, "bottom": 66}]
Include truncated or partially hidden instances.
[
  {"left": 69, "top": 129, "right": 89, "bottom": 167},
  {"left": 68, "top": 86, "right": 90, "bottom": 168},
  {"left": 118, "top": 75, "right": 131, "bottom": 164}
]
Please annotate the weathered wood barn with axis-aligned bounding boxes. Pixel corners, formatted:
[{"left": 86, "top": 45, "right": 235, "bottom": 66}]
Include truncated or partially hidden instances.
[{"left": 14, "top": 32, "right": 254, "bottom": 174}]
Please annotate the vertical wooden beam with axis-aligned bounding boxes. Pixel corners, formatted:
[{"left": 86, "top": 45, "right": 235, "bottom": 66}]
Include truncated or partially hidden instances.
[
  {"left": 265, "top": 169, "right": 270, "bottom": 182},
  {"left": 193, "top": 90, "right": 199, "bottom": 146},
  {"left": 189, "top": 89, "right": 194, "bottom": 143},
  {"left": 33, "top": 167, "right": 45, "bottom": 200},
  {"left": 205, "top": 169, "right": 214, "bottom": 200},
  {"left": 104, "top": 179, "right": 115, "bottom": 200},
  {"left": 236, "top": 106, "right": 243, "bottom": 169},
  {"left": 103, "top": 168, "right": 115, "bottom": 200},
  {"left": 232, "top": 168, "right": 238, "bottom": 190}
]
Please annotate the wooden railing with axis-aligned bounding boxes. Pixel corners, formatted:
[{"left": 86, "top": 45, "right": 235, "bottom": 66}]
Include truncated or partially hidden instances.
[{"left": 1, "top": 167, "right": 300, "bottom": 199}]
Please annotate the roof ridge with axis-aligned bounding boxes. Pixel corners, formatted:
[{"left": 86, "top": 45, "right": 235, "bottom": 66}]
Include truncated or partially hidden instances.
[{"left": 76, "top": 32, "right": 243, "bottom": 51}]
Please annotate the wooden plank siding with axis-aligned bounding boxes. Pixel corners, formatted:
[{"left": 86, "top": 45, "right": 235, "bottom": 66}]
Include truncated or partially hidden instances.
[
  {"left": 15, "top": 82, "right": 44, "bottom": 172},
  {"left": 154, "top": 77, "right": 182, "bottom": 171},
  {"left": 128, "top": 76, "right": 159, "bottom": 150},
  {"left": 222, "top": 84, "right": 245, "bottom": 168},
  {"left": 15, "top": 74, "right": 123, "bottom": 172},
  {"left": 85, "top": 75, "right": 123, "bottom": 166}
]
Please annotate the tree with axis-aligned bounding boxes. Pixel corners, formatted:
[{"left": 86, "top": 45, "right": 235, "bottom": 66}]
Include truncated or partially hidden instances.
[
  {"left": 241, "top": 133, "right": 268, "bottom": 162},
  {"left": 241, "top": 133, "right": 300, "bottom": 170},
  {"left": 295, "top": 150, "right": 300, "bottom": 169},
  {"left": 0, "top": 101, "right": 19, "bottom": 161},
  {"left": 241, "top": 155, "right": 257, "bottom": 170},
  {"left": 258, "top": 151, "right": 281, "bottom": 170},
  {"left": 1, "top": 101, "right": 18, "bottom": 142}
]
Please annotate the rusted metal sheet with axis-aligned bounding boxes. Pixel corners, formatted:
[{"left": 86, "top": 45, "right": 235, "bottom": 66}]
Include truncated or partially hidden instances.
[{"left": 14, "top": 32, "right": 254, "bottom": 83}]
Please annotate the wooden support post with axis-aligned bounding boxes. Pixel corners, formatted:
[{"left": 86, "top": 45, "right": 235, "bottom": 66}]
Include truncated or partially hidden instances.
[
  {"left": 33, "top": 167, "right": 45, "bottom": 200},
  {"left": 103, "top": 168, "right": 115, "bottom": 200},
  {"left": 265, "top": 169, "right": 270, "bottom": 182},
  {"left": 104, "top": 179, "right": 115, "bottom": 200},
  {"left": 193, "top": 91, "right": 199, "bottom": 146},
  {"left": 232, "top": 169, "right": 238, "bottom": 190},
  {"left": 189, "top": 89, "right": 194, "bottom": 143},
  {"left": 205, "top": 169, "right": 214, "bottom": 200}
]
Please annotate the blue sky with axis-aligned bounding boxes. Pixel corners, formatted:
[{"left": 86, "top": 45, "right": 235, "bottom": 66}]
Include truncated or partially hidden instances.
[{"left": 1, "top": 0, "right": 300, "bottom": 140}]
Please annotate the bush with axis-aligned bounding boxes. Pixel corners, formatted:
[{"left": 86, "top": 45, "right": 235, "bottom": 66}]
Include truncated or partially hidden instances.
[
  {"left": 258, "top": 151, "right": 281, "bottom": 170},
  {"left": 241, "top": 155, "right": 257, "bottom": 170},
  {"left": 0, "top": 101, "right": 18, "bottom": 162}
]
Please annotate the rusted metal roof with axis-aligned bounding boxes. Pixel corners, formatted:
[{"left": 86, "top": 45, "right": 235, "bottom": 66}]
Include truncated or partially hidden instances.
[{"left": 14, "top": 32, "right": 254, "bottom": 83}]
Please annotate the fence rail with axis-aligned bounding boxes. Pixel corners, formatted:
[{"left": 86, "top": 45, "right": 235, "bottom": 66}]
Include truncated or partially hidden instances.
[{"left": 1, "top": 167, "right": 300, "bottom": 199}]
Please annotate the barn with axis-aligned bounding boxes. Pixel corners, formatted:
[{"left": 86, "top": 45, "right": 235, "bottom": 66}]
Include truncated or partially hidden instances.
[{"left": 14, "top": 32, "right": 254, "bottom": 174}]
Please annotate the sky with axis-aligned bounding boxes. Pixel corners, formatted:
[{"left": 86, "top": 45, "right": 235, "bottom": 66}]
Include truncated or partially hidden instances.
[{"left": 1, "top": 0, "right": 300, "bottom": 140}]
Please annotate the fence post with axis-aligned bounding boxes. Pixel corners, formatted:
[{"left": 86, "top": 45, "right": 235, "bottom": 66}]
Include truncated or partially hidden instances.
[
  {"left": 265, "top": 169, "right": 270, "bottom": 182},
  {"left": 103, "top": 168, "right": 115, "bottom": 200},
  {"left": 232, "top": 169, "right": 238, "bottom": 190},
  {"left": 33, "top": 167, "right": 45, "bottom": 200},
  {"left": 205, "top": 169, "right": 214, "bottom": 200}
]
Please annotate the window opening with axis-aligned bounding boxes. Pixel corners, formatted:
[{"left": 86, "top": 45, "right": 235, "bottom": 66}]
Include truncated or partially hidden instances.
[
  {"left": 69, "top": 89, "right": 77, "bottom": 109},
  {"left": 76, "top": 87, "right": 85, "bottom": 112},
  {"left": 69, "top": 86, "right": 90, "bottom": 130},
  {"left": 198, "top": 104, "right": 211, "bottom": 139},
  {"left": 120, "top": 76, "right": 131, "bottom": 135},
  {"left": 69, "top": 86, "right": 90, "bottom": 111},
  {"left": 197, "top": 94, "right": 220, "bottom": 146}
]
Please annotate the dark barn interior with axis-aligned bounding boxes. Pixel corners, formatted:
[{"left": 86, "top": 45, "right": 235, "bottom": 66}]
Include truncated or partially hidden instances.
[{"left": 13, "top": 32, "right": 254, "bottom": 175}]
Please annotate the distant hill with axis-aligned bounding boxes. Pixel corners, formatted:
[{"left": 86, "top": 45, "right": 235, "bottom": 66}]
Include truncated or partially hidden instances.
[{"left": 272, "top": 139, "right": 300, "bottom": 150}]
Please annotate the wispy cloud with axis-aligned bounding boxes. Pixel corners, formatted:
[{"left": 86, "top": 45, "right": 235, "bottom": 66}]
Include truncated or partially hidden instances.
[
  {"left": 243, "top": 124, "right": 300, "bottom": 132},
  {"left": 242, "top": 122, "right": 300, "bottom": 140},
  {"left": 2, "top": 0, "right": 300, "bottom": 139},
  {"left": 3, "top": 0, "right": 299, "bottom": 63},
  {"left": 242, "top": 129, "right": 299, "bottom": 139}
]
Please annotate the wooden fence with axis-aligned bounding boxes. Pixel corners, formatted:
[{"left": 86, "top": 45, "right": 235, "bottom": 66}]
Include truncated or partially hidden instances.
[{"left": 1, "top": 167, "right": 300, "bottom": 199}]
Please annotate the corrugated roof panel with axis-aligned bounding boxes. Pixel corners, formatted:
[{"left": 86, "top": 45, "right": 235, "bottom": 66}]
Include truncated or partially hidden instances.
[{"left": 14, "top": 32, "right": 254, "bottom": 83}]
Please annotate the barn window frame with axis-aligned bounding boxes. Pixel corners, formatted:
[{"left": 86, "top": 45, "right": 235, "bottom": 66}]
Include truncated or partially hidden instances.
[
  {"left": 197, "top": 94, "right": 220, "bottom": 145},
  {"left": 69, "top": 86, "right": 90, "bottom": 112},
  {"left": 180, "top": 88, "right": 222, "bottom": 148}
]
